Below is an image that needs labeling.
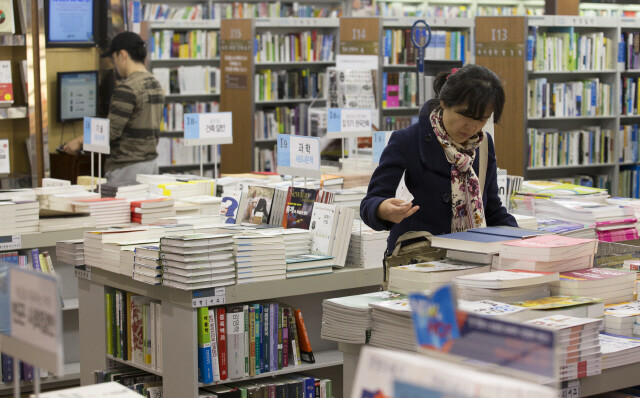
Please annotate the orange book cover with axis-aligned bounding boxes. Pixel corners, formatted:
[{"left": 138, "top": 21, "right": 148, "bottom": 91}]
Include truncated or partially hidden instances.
[{"left": 294, "top": 309, "right": 315, "bottom": 363}]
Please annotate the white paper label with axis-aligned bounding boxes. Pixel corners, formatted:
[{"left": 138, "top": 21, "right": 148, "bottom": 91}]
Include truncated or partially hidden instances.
[
  {"left": 327, "top": 108, "right": 373, "bottom": 138},
  {"left": 396, "top": 171, "right": 414, "bottom": 204},
  {"left": 83, "top": 117, "right": 110, "bottom": 154},
  {"left": 0, "top": 139, "right": 9, "bottom": 174},
  {"left": 184, "top": 112, "right": 233, "bottom": 146},
  {"left": 9, "top": 268, "right": 62, "bottom": 359}
]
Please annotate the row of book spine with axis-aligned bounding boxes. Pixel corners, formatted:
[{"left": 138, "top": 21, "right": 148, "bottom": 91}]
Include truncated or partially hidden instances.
[
  {"left": 160, "top": 101, "right": 220, "bottom": 132},
  {"left": 254, "top": 69, "right": 325, "bottom": 101},
  {"left": 255, "top": 31, "right": 335, "bottom": 63},
  {"left": 382, "top": 29, "right": 466, "bottom": 65},
  {"left": 527, "top": 127, "right": 614, "bottom": 168},
  {"left": 527, "top": 27, "right": 615, "bottom": 72},
  {"left": 382, "top": 115, "right": 417, "bottom": 131},
  {"left": 527, "top": 78, "right": 612, "bottom": 118},
  {"left": 143, "top": 3, "right": 341, "bottom": 21},
  {"left": 619, "top": 166, "right": 640, "bottom": 198},
  {"left": 382, "top": 71, "right": 418, "bottom": 109},
  {"left": 151, "top": 30, "right": 219, "bottom": 60},
  {"left": 254, "top": 104, "right": 310, "bottom": 140},
  {"left": 157, "top": 138, "right": 217, "bottom": 166},
  {"left": 621, "top": 77, "right": 640, "bottom": 115},
  {"left": 153, "top": 66, "right": 221, "bottom": 95},
  {"left": 105, "top": 290, "right": 163, "bottom": 372},
  {"left": 376, "top": 3, "right": 541, "bottom": 17},
  {"left": 197, "top": 304, "right": 313, "bottom": 384},
  {"left": 621, "top": 32, "right": 640, "bottom": 71},
  {"left": 255, "top": 147, "right": 276, "bottom": 173},
  {"left": 620, "top": 124, "right": 640, "bottom": 164}
]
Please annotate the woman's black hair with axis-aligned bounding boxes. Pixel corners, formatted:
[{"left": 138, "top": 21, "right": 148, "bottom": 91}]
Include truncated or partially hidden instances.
[
  {"left": 427, "top": 64, "right": 505, "bottom": 123},
  {"left": 122, "top": 43, "right": 147, "bottom": 63}
]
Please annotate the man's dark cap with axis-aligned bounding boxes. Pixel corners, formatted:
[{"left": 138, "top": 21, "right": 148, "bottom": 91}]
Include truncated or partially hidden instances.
[{"left": 101, "top": 31, "right": 145, "bottom": 58}]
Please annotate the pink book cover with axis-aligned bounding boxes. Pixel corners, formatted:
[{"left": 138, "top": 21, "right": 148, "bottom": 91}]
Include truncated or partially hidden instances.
[
  {"left": 559, "top": 268, "right": 633, "bottom": 281},
  {"left": 595, "top": 218, "right": 637, "bottom": 227},
  {"left": 386, "top": 85, "right": 399, "bottom": 107},
  {"left": 597, "top": 228, "right": 638, "bottom": 242},
  {"left": 502, "top": 235, "right": 595, "bottom": 248}
]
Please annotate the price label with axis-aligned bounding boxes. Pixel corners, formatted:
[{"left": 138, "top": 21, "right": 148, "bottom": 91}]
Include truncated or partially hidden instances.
[
  {"left": 0, "top": 139, "right": 9, "bottom": 174},
  {"left": 0, "top": 235, "right": 21, "bottom": 251},
  {"left": 6, "top": 267, "right": 63, "bottom": 374},
  {"left": 83, "top": 117, "right": 110, "bottom": 154},
  {"left": 276, "top": 134, "right": 321, "bottom": 178},
  {"left": 74, "top": 265, "right": 92, "bottom": 281},
  {"left": 191, "top": 287, "right": 226, "bottom": 308},
  {"left": 184, "top": 112, "right": 233, "bottom": 146},
  {"left": 561, "top": 380, "right": 580, "bottom": 398},
  {"left": 326, "top": 108, "right": 373, "bottom": 138},
  {"left": 372, "top": 131, "right": 392, "bottom": 164}
]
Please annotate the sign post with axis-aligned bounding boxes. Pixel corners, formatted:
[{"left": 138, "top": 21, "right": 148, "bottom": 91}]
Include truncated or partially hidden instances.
[
  {"left": 184, "top": 112, "right": 233, "bottom": 178},
  {"left": 0, "top": 265, "right": 63, "bottom": 398},
  {"left": 276, "top": 134, "right": 321, "bottom": 187},
  {"left": 83, "top": 117, "right": 110, "bottom": 193}
]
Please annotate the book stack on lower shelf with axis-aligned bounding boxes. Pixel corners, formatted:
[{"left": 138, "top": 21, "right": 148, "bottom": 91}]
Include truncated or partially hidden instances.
[
  {"left": 0, "top": 200, "right": 39, "bottom": 234},
  {"left": 603, "top": 301, "right": 640, "bottom": 336},
  {"left": 56, "top": 239, "right": 85, "bottom": 266},
  {"left": 234, "top": 231, "right": 287, "bottom": 283}
]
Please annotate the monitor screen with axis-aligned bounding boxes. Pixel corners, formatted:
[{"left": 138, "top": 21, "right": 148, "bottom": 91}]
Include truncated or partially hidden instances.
[
  {"left": 58, "top": 71, "right": 98, "bottom": 122},
  {"left": 46, "top": 0, "right": 96, "bottom": 47}
]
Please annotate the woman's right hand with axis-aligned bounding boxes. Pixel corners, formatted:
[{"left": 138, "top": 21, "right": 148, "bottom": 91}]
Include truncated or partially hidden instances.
[{"left": 376, "top": 198, "right": 420, "bottom": 224}]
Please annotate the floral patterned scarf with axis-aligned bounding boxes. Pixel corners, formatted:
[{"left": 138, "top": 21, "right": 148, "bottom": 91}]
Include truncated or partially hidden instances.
[{"left": 430, "top": 107, "right": 487, "bottom": 232}]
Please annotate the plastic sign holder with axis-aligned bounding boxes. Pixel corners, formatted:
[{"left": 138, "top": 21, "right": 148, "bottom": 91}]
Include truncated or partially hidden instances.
[
  {"left": 276, "top": 134, "right": 321, "bottom": 186},
  {"left": 184, "top": 112, "right": 233, "bottom": 178},
  {"left": 0, "top": 264, "right": 63, "bottom": 398},
  {"left": 83, "top": 117, "right": 110, "bottom": 194},
  {"left": 372, "top": 131, "right": 393, "bottom": 164},
  {"left": 327, "top": 108, "right": 373, "bottom": 168}
]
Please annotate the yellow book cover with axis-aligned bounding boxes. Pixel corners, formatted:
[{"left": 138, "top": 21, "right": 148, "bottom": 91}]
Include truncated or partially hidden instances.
[
  {"left": 307, "top": 35, "right": 312, "bottom": 61},
  {"left": 294, "top": 36, "right": 300, "bottom": 62},
  {"left": 513, "top": 296, "right": 601, "bottom": 310},
  {"left": 255, "top": 35, "right": 260, "bottom": 62},
  {"left": 445, "top": 31, "right": 451, "bottom": 59},
  {"left": 38, "top": 253, "right": 49, "bottom": 273}
]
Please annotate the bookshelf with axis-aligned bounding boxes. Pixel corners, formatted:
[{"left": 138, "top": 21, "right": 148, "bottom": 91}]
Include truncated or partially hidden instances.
[
  {"left": 475, "top": 15, "right": 630, "bottom": 194},
  {"left": 0, "top": 228, "right": 92, "bottom": 394},
  {"left": 375, "top": 0, "right": 544, "bottom": 18},
  {"left": 380, "top": 17, "right": 474, "bottom": 131},
  {"left": 78, "top": 266, "right": 382, "bottom": 397},
  {"left": 219, "top": 18, "right": 339, "bottom": 173}
]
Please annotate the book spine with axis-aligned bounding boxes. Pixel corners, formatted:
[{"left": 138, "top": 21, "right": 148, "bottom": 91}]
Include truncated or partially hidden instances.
[
  {"left": 216, "top": 307, "right": 228, "bottom": 380},
  {"left": 248, "top": 307, "right": 256, "bottom": 377},
  {"left": 270, "top": 302, "right": 278, "bottom": 372},
  {"left": 254, "top": 304, "right": 261, "bottom": 375},
  {"left": 282, "top": 308, "right": 289, "bottom": 368},
  {"left": 262, "top": 304, "right": 270, "bottom": 373},
  {"left": 295, "top": 309, "right": 315, "bottom": 363},
  {"left": 288, "top": 311, "right": 301, "bottom": 366},
  {"left": 208, "top": 308, "right": 221, "bottom": 382},
  {"left": 197, "top": 307, "right": 213, "bottom": 384},
  {"left": 277, "top": 305, "right": 283, "bottom": 370},
  {"left": 30, "top": 248, "right": 41, "bottom": 271},
  {"left": 243, "top": 304, "right": 249, "bottom": 377},
  {"left": 226, "top": 305, "right": 244, "bottom": 379},
  {"left": 106, "top": 293, "right": 113, "bottom": 356}
]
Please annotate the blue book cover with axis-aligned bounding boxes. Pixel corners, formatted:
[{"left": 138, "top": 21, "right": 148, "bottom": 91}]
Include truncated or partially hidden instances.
[
  {"left": 1, "top": 354, "right": 13, "bottom": 382},
  {"left": 253, "top": 304, "right": 261, "bottom": 375},
  {"left": 30, "top": 249, "right": 41, "bottom": 271},
  {"left": 261, "top": 304, "right": 270, "bottom": 373},
  {"left": 466, "top": 226, "right": 542, "bottom": 239},
  {"left": 270, "top": 302, "right": 278, "bottom": 372},
  {"left": 408, "top": 285, "right": 459, "bottom": 350},
  {"left": 460, "top": 33, "right": 465, "bottom": 64}
]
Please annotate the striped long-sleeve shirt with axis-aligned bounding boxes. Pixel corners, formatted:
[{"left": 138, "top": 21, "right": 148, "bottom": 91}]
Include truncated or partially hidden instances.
[{"left": 106, "top": 71, "right": 164, "bottom": 172}]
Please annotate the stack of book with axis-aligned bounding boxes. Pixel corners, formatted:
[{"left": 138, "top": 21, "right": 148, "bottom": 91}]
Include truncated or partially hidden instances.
[
  {"left": 458, "top": 299, "right": 530, "bottom": 321},
  {"left": 496, "top": 235, "right": 597, "bottom": 272},
  {"left": 603, "top": 302, "right": 640, "bottom": 336},
  {"left": 321, "top": 291, "right": 403, "bottom": 344},
  {"left": 453, "top": 269, "right": 559, "bottom": 303},
  {"left": 55, "top": 239, "right": 85, "bottom": 266},
  {"left": 35, "top": 185, "right": 97, "bottom": 213},
  {"left": 599, "top": 333, "right": 640, "bottom": 369},
  {"left": 158, "top": 182, "right": 203, "bottom": 198},
  {"left": 74, "top": 198, "right": 131, "bottom": 228},
  {"left": 101, "top": 181, "right": 149, "bottom": 201},
  {"left": 308, "top": 204, "right": 356, "bottom": 268},
  {"left": 176, "top": 196, "right": 221, "bottom": 216},
  {"left": 536, "top": 218, "right": 596, "bottom": 239},
  {"left": 234, "top": 231, "right": 286, "bottom": 283},
  {"left": 39, "top": 214, "right": 95, "bottom": 232},
  {"left": 346, "top": 224, "right": 389, "bottom": 268},
  {"left": 527, "top": 315, "right": 603, "bottom": 380},
  {"left": 160, "top": 234, "right": 236, "bottom": 290},
  {"left": 594, "top": 217, "right": 639, "bottom": 242},
  {"left": 286, "top": 254, "right": 334, "bottom": 278},
  {"left": 388, "top": 261, "right": 490, "bottom": 295},
  {"left": 551, "top": 268, "right": 637, "bottom": 304},
  {"left": 283, "top": 229, "right": 311, "bottom": 258},
  {"left": 133, "top": 245, "right": 162, "bottom": 285},
  {"left": 512, "top": 296, "right": 605, "bottom": 319},
  {"left": 102, "top": 240, "right": 157, "bottom": 276},
  {"left": 0, "top": 200, "right": 39, "bottom": 234},
  {"left": 368, "top": 298, "right": 415, "bottom": 352},
  {"left": 131, "top": 198, "right": 176, "bottom": 225}
]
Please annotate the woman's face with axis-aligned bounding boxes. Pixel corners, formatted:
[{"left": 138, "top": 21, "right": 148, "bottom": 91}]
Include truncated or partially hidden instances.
[{"left": 441, "top": 102, "right": 493, "bottom": 144}]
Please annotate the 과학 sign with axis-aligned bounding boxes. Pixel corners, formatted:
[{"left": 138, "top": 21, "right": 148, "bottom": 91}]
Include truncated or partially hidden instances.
[{"left": 276, "top": 134, "right": 321, "bottom": 179}]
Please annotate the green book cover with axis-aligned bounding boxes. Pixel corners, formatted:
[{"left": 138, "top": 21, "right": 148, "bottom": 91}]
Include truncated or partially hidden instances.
[
  {"left": 105, "top": 293, "right": 113, "bottom": 356},
  {"left": 253, "top": 304, "right": 261, "bottom": 375}
]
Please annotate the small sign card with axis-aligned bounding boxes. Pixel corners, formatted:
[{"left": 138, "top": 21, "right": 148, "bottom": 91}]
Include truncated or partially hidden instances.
[
  {"left": 327, "top": 108, "right": 373, "bottom": 138},
  {"left": 184, "top": 112, "right": 233, "bottom": 146},
  {"left": 372, "top": 131, "right": 392, "bottom": 164},
  {"left": 276, "top": 134, "right": 321, "bottom": 178},
  {"left": 83, "top": 117, "right": 110, "bottom": 154}
]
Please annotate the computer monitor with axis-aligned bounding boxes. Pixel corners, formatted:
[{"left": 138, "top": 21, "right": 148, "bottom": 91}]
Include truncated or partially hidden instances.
[
  {"left": 57, "top": 71, "right": 98, "bottom": 122},
  {"left": 45, "top": 0, "right": 97, "bottom": 48}
]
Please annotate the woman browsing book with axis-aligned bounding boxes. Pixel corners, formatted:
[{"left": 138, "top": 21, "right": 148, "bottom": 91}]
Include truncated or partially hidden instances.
[{"left": 360, "top": 64, "right": 517, "bottom": 256}]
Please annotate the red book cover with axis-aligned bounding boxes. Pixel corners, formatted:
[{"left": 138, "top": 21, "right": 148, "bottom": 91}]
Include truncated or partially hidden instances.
[
  {"left": 294, "top": 309, "right": 315, "bottom": 363},
  {"left": 311, "top": 30, "right": 317, "bottom": 60},
  {"left": 216, "top": 307, "right": 228, "bottom": 380}
]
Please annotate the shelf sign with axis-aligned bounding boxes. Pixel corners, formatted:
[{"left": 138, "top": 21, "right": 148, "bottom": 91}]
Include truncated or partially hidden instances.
[
  {"left": 184, "top": 112, "right": 233, "bottom": 146},
  {"left": 0, "top": 235, "right": 21, "bottom": 251},
  {"left": 372, "top": 131, "right": 392, "bottom": 164},
  {"left": 327, "top": 108, "right": 373, "bottom": 138},
  {"left": 191, "top": 287, "right": 226, "bottom": 308},
  {"left": 83, "top": 117, "right": 110, "bottom": 154},
  {"left": 2, "top": 266, "right": 64, "bottom": 374},
  {"left": 0, "top": 139, "right": 9, "bottom": 174},
  {"left": 276, "top": 134, "right": 321, "bottom": 178}
]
